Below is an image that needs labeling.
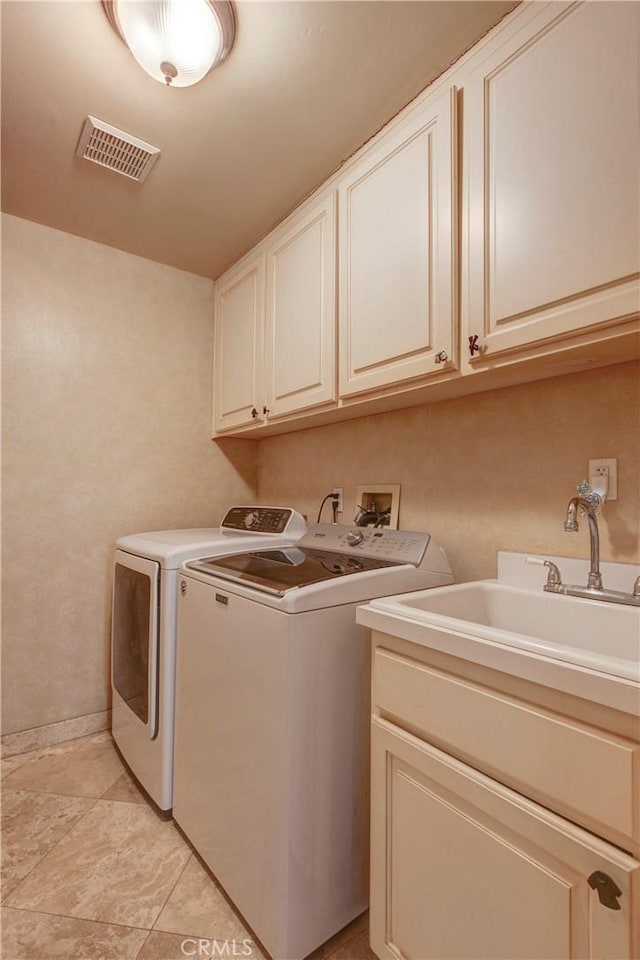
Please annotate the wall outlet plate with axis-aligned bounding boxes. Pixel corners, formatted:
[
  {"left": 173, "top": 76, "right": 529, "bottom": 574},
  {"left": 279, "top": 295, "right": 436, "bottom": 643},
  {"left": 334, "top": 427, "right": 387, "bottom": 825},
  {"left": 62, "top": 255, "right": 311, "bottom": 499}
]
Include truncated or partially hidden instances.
[
  {"left": 588, "top": 458, "right": 617, "bottom": 501},
  {"left": 332, "top": 487, "right": 344, "bottom": 513}
]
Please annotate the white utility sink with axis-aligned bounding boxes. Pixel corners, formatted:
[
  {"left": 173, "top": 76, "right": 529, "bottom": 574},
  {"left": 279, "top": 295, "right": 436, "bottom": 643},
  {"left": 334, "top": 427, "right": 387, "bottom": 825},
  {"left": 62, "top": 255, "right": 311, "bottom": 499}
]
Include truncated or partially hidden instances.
[
  {"left": 369, "top": 581, "right": 639, "bottom": 682},
  {"left": 357, "top": 552, "right": 640, "bottom": 715}
]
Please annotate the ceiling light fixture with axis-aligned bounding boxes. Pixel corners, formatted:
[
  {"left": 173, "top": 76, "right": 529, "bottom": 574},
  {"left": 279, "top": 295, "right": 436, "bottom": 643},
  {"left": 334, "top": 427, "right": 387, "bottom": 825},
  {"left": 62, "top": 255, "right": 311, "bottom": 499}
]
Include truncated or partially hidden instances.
[{"left": 102, "top": 0, "right": 235, "bottom": 88}]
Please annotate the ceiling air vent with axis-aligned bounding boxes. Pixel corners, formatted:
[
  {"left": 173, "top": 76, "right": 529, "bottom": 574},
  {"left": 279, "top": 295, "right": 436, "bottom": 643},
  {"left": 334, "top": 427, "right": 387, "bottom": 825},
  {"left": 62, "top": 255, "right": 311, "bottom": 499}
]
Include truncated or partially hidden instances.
[{"left": 76, "top": 116, "right": 160, "bottom": 183}]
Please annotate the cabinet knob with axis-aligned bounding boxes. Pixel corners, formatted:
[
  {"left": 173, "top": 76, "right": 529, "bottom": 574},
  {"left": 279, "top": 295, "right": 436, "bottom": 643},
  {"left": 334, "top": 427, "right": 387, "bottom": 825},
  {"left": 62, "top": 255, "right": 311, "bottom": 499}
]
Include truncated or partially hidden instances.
[
  {"left": 251, "top": 407, "right": 259, "bottom": 419},
  {"left": 588, "top": 871, "right": 622, "bottom": 910},
  {"left": 434, "top": 350, "right": 448, "bottom": 364},
  {"left": 468, "top": 335, "right": 482, "bottom": 357},
  {"left": 263, "top": 406, "right": 270, "bottom": 416}
]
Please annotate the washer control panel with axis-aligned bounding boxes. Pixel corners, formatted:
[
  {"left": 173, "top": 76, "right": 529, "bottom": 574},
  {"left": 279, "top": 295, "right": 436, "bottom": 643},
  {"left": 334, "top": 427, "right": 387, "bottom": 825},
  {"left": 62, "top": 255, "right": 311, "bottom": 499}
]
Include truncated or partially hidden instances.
[
  {"left": 301, "top": 524, "right": 430, "bottom": 566},
  {"left": 221, "top": 506, "right": 305, "bottom": 536}
]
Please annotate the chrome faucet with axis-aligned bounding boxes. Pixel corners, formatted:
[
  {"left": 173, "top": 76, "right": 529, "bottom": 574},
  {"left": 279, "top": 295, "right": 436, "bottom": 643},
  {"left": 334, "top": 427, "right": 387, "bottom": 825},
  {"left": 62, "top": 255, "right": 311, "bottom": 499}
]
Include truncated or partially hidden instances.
[
  {"left": 530, "top": 487, "right": 640, "bottom": 606},
  {"left": 563, "top": 495, "right": 602, "bottom": 589}
]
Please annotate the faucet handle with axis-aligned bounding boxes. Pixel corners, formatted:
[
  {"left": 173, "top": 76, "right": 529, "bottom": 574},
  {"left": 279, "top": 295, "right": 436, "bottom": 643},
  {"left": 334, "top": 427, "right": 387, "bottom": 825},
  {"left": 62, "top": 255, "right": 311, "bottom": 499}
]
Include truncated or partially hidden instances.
[
  {"left": 526, "top": 556, "right": 562, "bottom": 587},
  {"left": 577, "top": 480, "right": 590, "bottom": 497}
]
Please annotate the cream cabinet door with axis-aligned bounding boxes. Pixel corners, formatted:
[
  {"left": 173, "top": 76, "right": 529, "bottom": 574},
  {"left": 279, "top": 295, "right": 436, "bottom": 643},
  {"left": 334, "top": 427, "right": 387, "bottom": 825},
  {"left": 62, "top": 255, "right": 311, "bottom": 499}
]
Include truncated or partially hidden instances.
[
  {"left": 464, "top": 1, "right": 640, "bottom": 365},
  {"left": 213, "top": 252, "right": 265, "bottom": 433},
  {"left": 264, "top": 193, "right": 336, "bottom": 419},
  {"left": 371, "top": 718, "right": 639, "bottom": 960},
  {"left": 339, "top": 87, "right": 457, "bottom": 398}
]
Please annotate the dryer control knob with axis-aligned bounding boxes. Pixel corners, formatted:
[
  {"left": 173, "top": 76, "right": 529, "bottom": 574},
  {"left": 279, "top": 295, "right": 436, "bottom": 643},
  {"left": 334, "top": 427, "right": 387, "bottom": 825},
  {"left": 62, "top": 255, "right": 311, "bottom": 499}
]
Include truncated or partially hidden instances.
[
  {"left": 244, "top": 512, "right": 257, "bottom": 529},
  {"left": 346, "top": 529, "right": 365, "bottom": 546}
]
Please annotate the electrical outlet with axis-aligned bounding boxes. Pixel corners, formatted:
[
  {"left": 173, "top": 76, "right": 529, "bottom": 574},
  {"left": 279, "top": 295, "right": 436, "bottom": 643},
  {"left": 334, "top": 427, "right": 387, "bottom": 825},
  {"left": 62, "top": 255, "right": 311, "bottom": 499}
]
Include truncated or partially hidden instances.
[
  {"left": 588, "top": 458, "right": 617, "bottom": 501},
  {"left": 332, "top": 487, "right": 344, "bottom": 513}
]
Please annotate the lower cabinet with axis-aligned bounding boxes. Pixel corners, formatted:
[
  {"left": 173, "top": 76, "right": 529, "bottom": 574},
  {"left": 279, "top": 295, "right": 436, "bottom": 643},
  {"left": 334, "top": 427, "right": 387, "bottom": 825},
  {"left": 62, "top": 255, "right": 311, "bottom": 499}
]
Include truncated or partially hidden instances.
[{"left": 371, "top": 717, "right": 640, "bottom": 960}]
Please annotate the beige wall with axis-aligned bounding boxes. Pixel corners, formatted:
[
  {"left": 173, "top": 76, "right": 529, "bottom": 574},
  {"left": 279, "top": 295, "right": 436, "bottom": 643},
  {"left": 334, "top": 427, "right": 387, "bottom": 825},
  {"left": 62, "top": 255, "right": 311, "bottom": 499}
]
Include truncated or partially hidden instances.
[
  {"left": 257, "top": 361, "right": 640, "bottom": 581},
  {"left": 1, "top": 215, "right": 257, "bottom": 737}
]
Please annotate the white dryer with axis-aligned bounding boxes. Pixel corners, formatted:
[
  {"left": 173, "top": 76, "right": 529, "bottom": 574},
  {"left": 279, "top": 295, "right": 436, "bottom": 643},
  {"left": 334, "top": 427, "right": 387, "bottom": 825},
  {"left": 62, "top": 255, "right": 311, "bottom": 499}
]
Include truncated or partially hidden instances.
[
  {"left": 173, "top": 523, "right": 453, "bottom": 959},
  {"left": 110, "top": 506, "right": 306, "bottom": 816}
]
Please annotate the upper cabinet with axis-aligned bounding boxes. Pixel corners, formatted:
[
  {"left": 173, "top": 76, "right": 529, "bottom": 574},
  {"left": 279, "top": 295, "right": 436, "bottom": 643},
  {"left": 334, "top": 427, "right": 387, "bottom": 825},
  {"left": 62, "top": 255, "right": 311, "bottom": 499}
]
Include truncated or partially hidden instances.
[
  {"left": 463, "top": 1, "right": 640, "bottom": 365},
  {"left": 339, "top": 87, "right": 457, "bottom": 397},
  {"left": 213, "top": 252, "right": 265, "bottom": 433},
  {"left": 213, "top": 193, "right": 337, "bottom": 433},
  {"left": 264, "top": 193, "right": 337, "bottom": 418},
  {"left": 213, "top": 1, "right": 639, "bottom": 438}
]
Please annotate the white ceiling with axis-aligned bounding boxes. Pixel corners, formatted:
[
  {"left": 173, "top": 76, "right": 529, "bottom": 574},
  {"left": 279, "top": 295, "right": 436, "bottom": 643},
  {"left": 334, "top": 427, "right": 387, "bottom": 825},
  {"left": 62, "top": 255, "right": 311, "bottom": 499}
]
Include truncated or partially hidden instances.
[{"left": 1, "top": 0, "right": 517, "bottom": 279}]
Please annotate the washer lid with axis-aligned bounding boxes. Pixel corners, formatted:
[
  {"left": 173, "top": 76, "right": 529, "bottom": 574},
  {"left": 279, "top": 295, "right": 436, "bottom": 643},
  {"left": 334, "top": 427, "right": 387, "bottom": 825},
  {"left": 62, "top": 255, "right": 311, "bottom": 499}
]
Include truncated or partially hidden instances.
[{"left": 186, "top": 546, "right": 402, "bottom": 596}]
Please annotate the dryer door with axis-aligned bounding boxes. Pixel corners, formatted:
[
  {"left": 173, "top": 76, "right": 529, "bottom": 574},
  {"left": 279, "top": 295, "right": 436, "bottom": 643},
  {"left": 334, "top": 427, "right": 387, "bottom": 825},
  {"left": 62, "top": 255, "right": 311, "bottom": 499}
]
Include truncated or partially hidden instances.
[{"left": 112, "top": 549, "right": 159, "bottom": 739}]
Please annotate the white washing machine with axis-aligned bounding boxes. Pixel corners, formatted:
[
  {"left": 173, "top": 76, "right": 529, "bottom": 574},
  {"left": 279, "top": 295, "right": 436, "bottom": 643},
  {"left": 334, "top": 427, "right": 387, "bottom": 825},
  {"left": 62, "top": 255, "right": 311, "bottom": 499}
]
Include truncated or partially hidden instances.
[
  {"left": 110, "top": 506, "right": 306, "bottom": 816},
  {"left": 173, "top": 523, "right": 453, "bottom": 959}
]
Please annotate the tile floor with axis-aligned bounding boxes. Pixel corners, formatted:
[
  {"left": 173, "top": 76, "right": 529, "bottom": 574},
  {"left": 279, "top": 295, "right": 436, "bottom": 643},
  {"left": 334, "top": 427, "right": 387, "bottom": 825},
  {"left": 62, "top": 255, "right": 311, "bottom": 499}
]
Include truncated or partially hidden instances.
[{"left": 1, "top": 733, "right": 375, "bottom": 960}]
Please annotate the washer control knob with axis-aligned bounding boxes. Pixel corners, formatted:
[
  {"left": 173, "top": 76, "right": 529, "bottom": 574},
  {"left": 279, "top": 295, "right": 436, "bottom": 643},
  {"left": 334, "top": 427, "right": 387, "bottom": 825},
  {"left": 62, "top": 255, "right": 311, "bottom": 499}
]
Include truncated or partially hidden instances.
[
  {"left": 346, "top": 529, "right": 365, "bottom": 546},
  {"left": 244, "top": 511, "right": 257, "bottom": 529}
]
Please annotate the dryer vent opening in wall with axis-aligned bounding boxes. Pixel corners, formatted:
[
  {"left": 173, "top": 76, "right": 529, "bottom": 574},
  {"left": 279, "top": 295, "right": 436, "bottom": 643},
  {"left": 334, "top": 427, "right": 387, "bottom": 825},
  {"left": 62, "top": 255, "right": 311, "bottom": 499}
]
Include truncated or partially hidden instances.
[{"left": 76, "top": 116, "right": 161, "bottom": 182}]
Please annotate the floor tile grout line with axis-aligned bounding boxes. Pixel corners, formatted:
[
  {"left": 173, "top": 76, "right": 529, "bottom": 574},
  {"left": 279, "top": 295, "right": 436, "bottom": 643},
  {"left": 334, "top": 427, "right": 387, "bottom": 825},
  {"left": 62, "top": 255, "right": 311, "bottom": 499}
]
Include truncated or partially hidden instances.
[
  {"left": 98, "top": 774, "right": 145, "bottom": 803},
  {"left": 0, "top": 757, "right": 33, "bottom": 779},
  {"left": 1, "top": 731, "right": 115, "bottom": 766},
  {"left": 1, "top": 781, "right": 128, "bottom": 804},
  {"left": 2, "top": 899, "right": 261, "bottom": 948},
  {"left": 149, "top": 851, "right": 194, "bottom": 931},
  {"left": 3, "top": 734, "right": 120, "bottom": 762},
  {"left": 135, "top": 927, "right": 155, "bottom": 959},
  {"left": 1, "top": 762, "right": 126, "bottom": 798},
  {"left": 1, "top": 735, "right": 126, "bottom": 799},
  {"left": 0, "top": 901, "right": 157, "bottom": 934},
  {"left": 133, "top": 928, "right": 264, "bottom": 960}
]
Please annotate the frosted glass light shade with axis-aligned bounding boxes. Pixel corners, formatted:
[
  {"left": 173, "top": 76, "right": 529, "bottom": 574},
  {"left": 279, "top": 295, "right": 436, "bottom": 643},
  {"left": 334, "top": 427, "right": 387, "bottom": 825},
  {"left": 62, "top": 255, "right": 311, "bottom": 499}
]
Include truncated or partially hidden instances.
[{"left": 104, "top": 0, "right": 235, "bottom": 87}]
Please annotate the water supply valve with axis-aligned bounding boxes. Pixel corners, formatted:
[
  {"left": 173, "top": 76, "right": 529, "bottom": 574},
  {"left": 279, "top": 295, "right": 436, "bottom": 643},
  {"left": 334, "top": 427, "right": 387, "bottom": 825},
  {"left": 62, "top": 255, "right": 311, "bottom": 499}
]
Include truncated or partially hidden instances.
[{"left": 577, "top": 478, "right": 606, "bottom": 512}]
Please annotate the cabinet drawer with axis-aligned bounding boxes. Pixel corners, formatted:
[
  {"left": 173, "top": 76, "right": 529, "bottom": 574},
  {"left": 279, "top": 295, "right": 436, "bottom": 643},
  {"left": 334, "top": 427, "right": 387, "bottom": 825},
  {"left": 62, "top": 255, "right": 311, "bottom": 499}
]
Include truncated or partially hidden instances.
[{"left": 374, "top": 647, "right": 640, "bottom": 849}]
